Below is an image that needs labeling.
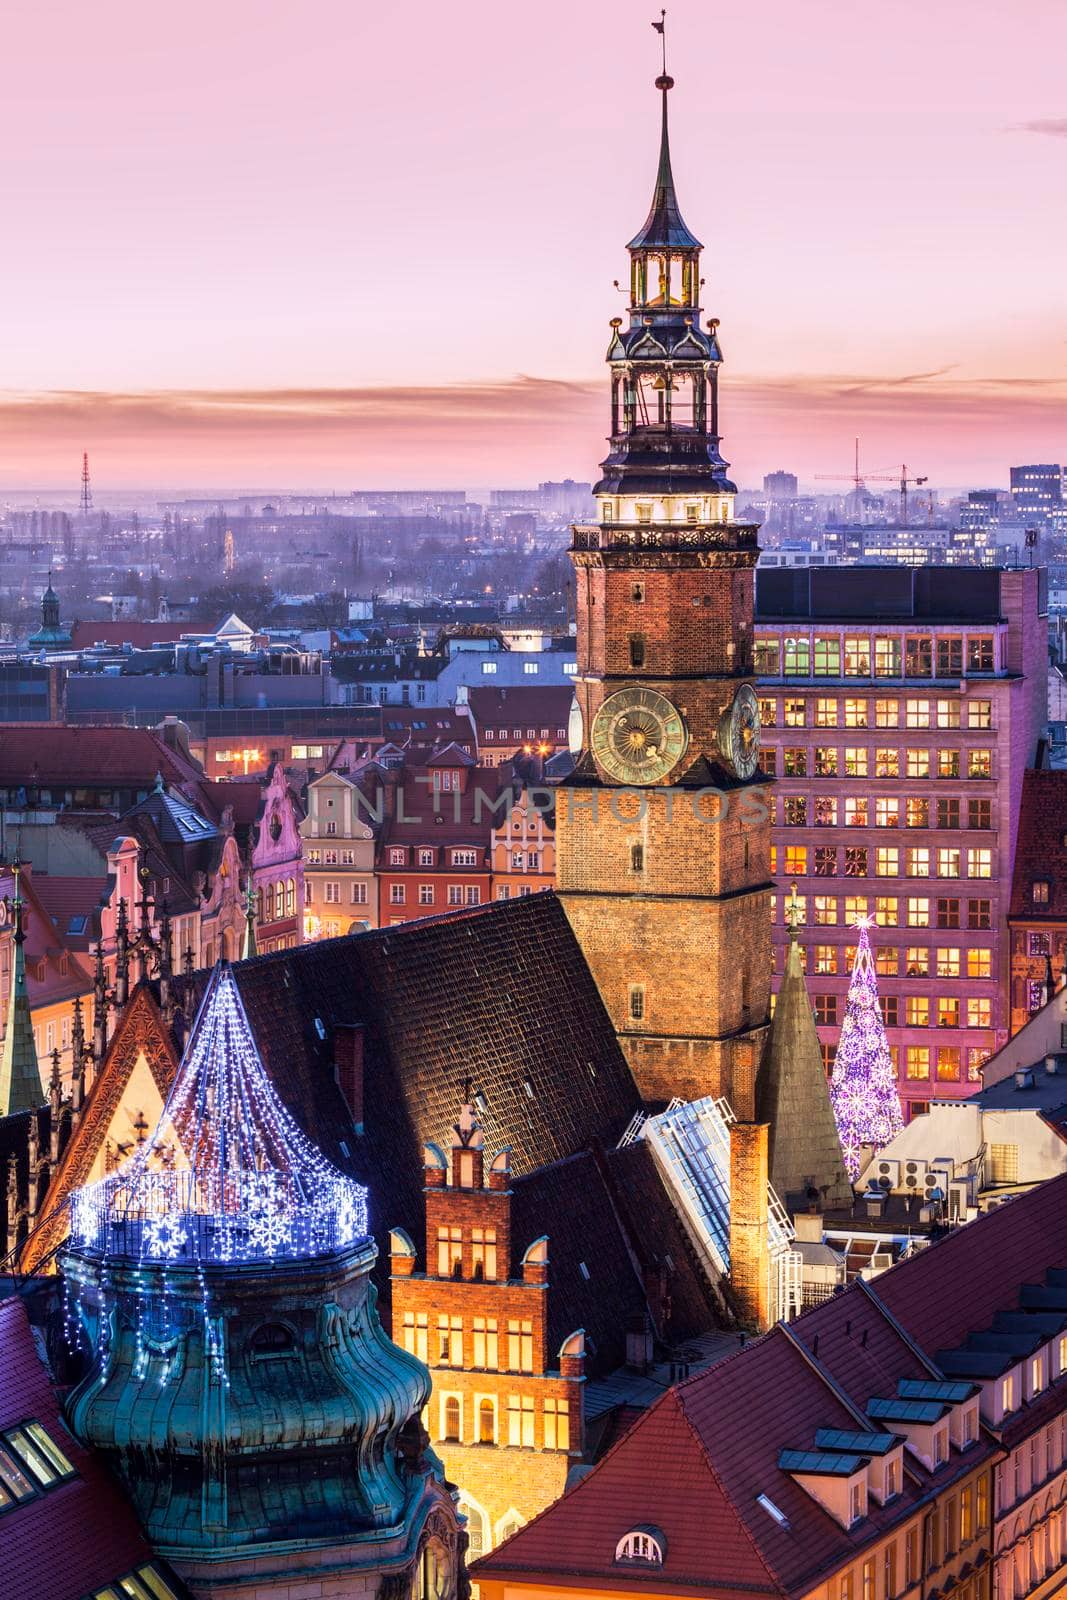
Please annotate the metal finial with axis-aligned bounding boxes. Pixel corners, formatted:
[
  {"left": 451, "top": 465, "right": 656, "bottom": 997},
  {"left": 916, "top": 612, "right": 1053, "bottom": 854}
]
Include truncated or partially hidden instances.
[{"left": 784, "top": 881, "right": 804, "bottom": 936}]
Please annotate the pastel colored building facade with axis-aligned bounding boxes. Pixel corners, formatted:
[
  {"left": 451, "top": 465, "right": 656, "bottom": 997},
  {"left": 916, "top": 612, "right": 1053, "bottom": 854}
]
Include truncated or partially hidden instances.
[{"left": 755, "top": 566, "right": 1046, "bottom": 1118}]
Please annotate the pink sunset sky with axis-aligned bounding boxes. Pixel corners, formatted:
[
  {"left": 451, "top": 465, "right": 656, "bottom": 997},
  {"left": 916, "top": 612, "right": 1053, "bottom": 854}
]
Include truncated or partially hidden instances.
[{"left": 2, "top": 0, "right": 1065, "bottom": 493}]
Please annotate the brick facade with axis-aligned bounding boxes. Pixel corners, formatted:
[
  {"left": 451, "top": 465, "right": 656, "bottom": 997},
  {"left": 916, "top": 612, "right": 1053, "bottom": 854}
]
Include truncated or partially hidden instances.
[{"left": 390, "top": 1104, "right": 585, "bottom": 1558}]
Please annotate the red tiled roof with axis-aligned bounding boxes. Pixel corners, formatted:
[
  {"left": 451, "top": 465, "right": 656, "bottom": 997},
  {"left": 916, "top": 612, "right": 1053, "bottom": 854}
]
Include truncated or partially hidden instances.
[
  {"left": 69, "top": 620, "right": 208, "bottom": 650},
  {"left": 474, "top": 1326, "right": 928, "bottom": 1596},
  {"left": 0, "top": 725, "right": 203, "bottom": 789},
  {"left": 0, "top": 1298, "right": 153, "bottom": 1600},
  {"left": 1008, "top": 769, "right": 1067, "bottom": 920},
  {"left": 194, "top": 777, "right": 265, "bottom": 827},
  {"left": 875, "top": 1169, "right": 1067, "bottom": 1354},
  {"left": 466, "top": 684, "right": 574, "bottom": 730},
  {"left": 30, "top": 875, "right": 110, "bottom": 951}
]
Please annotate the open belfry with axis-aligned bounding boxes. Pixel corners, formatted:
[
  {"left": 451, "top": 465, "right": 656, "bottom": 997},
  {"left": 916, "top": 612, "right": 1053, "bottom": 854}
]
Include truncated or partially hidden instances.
[{"left": 557, "top": 59, "right": 772, "bottom": 1113}]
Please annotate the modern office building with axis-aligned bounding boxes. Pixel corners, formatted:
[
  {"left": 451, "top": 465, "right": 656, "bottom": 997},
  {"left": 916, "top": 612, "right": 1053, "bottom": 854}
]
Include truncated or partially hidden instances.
[
  {"left": 1010, "top": 464, "right": 1062, "bottom": 522},
  {"left": 755, "top": 566, "right": 1047, "bottom": 1117}
]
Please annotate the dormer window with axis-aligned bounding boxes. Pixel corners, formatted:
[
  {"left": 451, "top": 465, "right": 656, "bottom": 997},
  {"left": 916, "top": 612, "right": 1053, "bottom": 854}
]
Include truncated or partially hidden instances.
[
  {"left": 1030, "top": 1355, "right": 1044, "bottom": 1394},
  {"left": 615, "top": 1528, "right": 665, "bottom": 1565},
  {"left": 849, "top": 1481, "right": 866, "bottom": 1526},
  {"left": 884, "top": 1454, "right": 900, "bottom": 1500},
  {"left": 961, "top": 1404, "right": 979, "bottom": 1447},
  {"left": 1002, "top": 1374, "right": 1016, "bottom": 1413},
  {"left": 933, "top": 1426, "right": 948, "bottom": 1466},
  {"left": 1033, "top": 880, "right": 1050, "bottom": 905}
]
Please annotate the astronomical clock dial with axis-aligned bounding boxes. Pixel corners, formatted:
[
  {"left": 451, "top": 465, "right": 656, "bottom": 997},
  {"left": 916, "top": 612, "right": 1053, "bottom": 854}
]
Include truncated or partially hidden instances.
[
  {"left": 567, "top": 694, "right": 585, "bottom": 756},
  {"left": 589, "top": 685, "right": 689, "bottom": 786},
  {"left": 717, "top": 682, "right": 761, "bottom": 779}
]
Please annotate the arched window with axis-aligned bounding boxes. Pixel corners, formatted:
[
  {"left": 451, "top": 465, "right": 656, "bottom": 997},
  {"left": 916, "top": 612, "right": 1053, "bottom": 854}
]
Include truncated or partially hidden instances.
[
  {"left": 615, "top": 1528, "right": 665, "bottom": 1564},
  {"left": 256, "top": 887, "right": 264, "bottom": 923},
  {"left": 286, "top": 878, "right": 296, "bottom": 916},
  {"left": 496, "top": 1510, "right": 524, "bottom": 1545},
  {"left": 443, "top": 1395, "right": 461, "bottom": 1442},
  {"left": 250, "top": 1322, "right": 295, "bottom": 1356},
  {"left": 478, "top": 1398, "right": 495, "bottom": 1444},
  {"left": 414, "top": 1536, "right": 450, "bottom": 1600},
  {"left": 460, "top": 1496, "right": 490, "bottom": 1559},
  {"left": 630, "top": 843, "right": 644, "bottom": 873}
]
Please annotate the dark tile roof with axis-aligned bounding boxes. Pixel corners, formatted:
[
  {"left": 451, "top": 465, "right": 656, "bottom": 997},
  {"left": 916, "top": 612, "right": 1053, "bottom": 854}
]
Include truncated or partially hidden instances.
[
  {"left": 174, "top": 894, "right": 642, "bottom": 1271},
  {"left": 1008, "top": 769, "right": 1067, "bottom": 920},
  {"left": 466, "top": 685, "right": 575, "bottom": 730},
  {"left": 510, "top": 1142, "right": 723, "bottom": 1371},
  {"left": 0, "top": 1298, "right": 155, "bottom": 1600}
]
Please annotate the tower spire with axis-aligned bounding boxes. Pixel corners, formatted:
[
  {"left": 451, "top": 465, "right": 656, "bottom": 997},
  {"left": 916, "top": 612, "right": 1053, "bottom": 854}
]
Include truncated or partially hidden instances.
[
  {"left": 242, "top": 873, "right": 258, "bottom": 961},
  {"left": 0, "top": 861, "right": 46, "bottom": 1117},
  {"left": 627, "top": 18, "right": 701, "bottom": 254}
]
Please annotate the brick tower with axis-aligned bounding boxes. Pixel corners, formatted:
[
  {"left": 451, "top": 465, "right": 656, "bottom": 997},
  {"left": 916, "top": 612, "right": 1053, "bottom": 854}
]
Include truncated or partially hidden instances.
[{"left": 557, "top": 60, "right": 772, "bottom": 1114}]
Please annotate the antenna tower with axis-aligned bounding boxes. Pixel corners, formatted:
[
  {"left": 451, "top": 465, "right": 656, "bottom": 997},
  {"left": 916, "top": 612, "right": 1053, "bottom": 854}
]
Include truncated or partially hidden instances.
[{"left": 80, "top": 452, "right": 93, "bottom": 517}]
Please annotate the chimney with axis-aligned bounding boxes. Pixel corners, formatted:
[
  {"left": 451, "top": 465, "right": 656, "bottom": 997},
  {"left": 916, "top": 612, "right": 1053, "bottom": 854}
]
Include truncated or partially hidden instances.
[
  {"left": 729, "top": 1121, "right": 772, "bottom": 1333},
  {"left": 333, "top": 1022, "right": 364, "bottom": 1132}
]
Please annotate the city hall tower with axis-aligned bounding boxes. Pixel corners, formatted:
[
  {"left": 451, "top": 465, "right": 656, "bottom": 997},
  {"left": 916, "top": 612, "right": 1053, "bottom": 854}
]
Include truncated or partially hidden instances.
[{"left": 557, "top": 60, "right": 772, "bottom": 1114}]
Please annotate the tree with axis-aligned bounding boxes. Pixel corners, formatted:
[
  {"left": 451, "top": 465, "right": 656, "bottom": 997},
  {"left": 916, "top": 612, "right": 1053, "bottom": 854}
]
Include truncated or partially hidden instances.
[{"left": 829, "top": 918, "right": 904, "bottom": 1181}]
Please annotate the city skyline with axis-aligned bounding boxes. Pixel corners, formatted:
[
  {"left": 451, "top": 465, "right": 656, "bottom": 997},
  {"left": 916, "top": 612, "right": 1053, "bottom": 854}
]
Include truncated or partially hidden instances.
[{"left": 2, "top": 0, "right": 1066, "bottom": 490}]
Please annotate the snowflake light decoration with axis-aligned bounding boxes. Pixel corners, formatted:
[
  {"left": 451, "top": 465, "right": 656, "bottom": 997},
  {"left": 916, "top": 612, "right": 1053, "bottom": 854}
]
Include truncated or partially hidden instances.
[{"left": 68, "top": 962, "right": 369, "bottom": 1268}]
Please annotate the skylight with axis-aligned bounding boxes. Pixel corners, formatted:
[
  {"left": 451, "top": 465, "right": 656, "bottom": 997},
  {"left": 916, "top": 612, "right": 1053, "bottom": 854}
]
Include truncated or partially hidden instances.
[{"left": 757, "top": 1492, "right": 791, "bottom": 1530}]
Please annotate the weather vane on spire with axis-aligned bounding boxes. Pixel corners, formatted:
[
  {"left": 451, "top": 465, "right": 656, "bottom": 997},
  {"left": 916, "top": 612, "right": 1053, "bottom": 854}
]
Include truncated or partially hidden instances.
[{"left": 652, "top": 10, "right": 669, "bottom": 81}]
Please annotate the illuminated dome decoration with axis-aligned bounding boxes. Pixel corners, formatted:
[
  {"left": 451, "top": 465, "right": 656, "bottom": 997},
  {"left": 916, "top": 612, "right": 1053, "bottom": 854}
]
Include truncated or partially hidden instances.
[
  {"left": 69, "top": 961, "right": 368, "bottom": 1267},
  {"left": 60, "top": 962, "right": 460, "bottom": 1590}
]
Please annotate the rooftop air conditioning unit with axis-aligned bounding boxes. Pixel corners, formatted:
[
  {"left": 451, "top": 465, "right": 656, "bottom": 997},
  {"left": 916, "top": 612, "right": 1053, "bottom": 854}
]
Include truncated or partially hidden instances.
[
  {"left": 873, "top": 1158, "right": 899, "bottom": 1193},
  {"left": 902, "top": 1159, "right": 927, "bottom": 1191},
  {"left": 924, "top": 1166, "right": 952, "bottom": 1202}
]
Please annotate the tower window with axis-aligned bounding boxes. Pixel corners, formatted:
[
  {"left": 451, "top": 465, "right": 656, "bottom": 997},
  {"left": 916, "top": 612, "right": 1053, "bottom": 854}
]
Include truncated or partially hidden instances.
[
  {"left": 631, "top": 843, "right": 644, "bottom": 872},
  {"left": 629, "top": 984, "right": 646, "bottom": 1022},
  {"left": 629, "top": 635, "right": 646, "bottom": 669},
  {"left": 636, "top": 504, "right": 653, "bottom": 524},
  {"left": 631, "top": 581, "right": 645, "bottom": 604},
  {"left": 685, "top": 504, "right": 700, "bottom": 523},
  {"left": 443, "top": 1395, "right": 461, "bottom": 1442},
  {"left": 478, "top": 1398, "right": 496, "bottom": 1444}
]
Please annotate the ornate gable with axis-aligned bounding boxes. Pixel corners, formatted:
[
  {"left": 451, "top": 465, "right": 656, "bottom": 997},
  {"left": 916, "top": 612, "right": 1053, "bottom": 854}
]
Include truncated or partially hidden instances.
[{"left": 20, "top": 985, "right": 180, "bottom": 1272}]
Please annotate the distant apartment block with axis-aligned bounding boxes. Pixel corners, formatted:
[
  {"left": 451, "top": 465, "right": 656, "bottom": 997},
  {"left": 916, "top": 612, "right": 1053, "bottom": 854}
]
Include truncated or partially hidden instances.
[{"left": 755, "top": 566, "right": 1047, "bottom": 1118}]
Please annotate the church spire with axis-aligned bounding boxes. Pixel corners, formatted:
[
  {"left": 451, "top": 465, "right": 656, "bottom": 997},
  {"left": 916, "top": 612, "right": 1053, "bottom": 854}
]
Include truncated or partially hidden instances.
[
  {"left": 0, "top": 862, "right": 46, "bottom": 1117},
  {"left": 755, "top": 885, "right": 852, "bottom": 1212},
  {"left": 241, "top": 873, "right": 258, "bottom": 960},
  {"left": 627, "top": 35, "right": 701, "bottom": 254}
]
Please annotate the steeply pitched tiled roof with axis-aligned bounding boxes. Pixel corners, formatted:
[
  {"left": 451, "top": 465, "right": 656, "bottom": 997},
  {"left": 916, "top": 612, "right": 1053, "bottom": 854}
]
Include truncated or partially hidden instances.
[
  {"left": 874, "top": 1169, "right": 1067, "bottom": 1354},
  {"left": 175, "top": 894, "right": 643, "bottom": 1263},
  {"left": 1009, "top": 769, "right": 1067, "bottom": 920},
  {"left": 510, "top": 1141, "right": 723, "bottom": 1371},
  {"left": 0, "top": 1298, "right": 155, "bottom": 1600}
]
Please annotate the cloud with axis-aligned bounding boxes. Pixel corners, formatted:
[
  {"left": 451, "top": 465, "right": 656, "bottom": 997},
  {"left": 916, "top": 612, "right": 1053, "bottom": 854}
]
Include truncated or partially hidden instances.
[
  {"left": 1008, "top": 119, "right": 1067, "bottom": 139},
  {"left": 2, "top": 370, "right": 1066, "bottom": 489}
]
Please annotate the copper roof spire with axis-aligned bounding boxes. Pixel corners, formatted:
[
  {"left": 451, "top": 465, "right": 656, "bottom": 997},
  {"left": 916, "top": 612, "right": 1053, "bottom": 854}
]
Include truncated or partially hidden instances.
[{"left": 627, "top": 13, "right": 702, "bottom": 253}]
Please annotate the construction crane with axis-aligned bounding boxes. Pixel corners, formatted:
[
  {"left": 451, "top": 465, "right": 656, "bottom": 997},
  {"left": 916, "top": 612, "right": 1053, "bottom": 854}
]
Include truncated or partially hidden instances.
[{"left": 814, "top": 442, "right": 928, "bottom": 526}]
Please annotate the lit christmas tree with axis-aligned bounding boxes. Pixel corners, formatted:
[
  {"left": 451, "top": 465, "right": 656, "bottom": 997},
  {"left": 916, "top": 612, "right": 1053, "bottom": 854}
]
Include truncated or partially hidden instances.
[{"left": 829, "top": 917, "right": 905, "bottom": 1181}]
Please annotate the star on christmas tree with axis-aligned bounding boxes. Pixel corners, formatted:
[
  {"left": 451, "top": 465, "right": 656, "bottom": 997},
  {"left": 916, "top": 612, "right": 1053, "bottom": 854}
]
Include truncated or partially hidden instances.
[{"left": 829, "top": 917, "right": 905, "bottom": 1181}]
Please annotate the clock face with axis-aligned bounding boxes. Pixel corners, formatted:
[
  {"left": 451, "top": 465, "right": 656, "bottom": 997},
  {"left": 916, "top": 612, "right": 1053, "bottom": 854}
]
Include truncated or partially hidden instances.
[
  {"left": 567, "top": 695, "right": 584, "bottom": 756},
  {"left": 590, "top": 686, "right": 689, "bottom": 786},
  {"left": 718, "top": 683, "right": 761, "bottom": 779}
]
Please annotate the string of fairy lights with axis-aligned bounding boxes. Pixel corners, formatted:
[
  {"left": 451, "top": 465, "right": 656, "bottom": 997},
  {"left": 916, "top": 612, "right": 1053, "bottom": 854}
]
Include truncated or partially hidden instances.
[
  {"left": 65, "top": 963, "right": 369, "bottom": 1388},
  {"left": 829, "top": 918, "right": 906, "bottom": 1181}
]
